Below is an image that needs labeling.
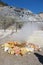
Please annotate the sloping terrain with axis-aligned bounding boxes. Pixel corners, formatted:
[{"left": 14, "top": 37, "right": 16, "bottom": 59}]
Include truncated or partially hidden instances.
[
  {"left": 0, "top": 6, "right": 43, "bottom": 47},
  {"left": 0, "top": 6, "right": 43, "bottom": 29}
]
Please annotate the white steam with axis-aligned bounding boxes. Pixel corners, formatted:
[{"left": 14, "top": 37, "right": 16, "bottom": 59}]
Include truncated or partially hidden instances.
[{"left": 12, "top": 22, "right": 43, "bottom": 46}]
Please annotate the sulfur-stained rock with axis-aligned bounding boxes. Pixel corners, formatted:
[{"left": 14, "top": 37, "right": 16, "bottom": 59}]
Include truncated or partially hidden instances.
[
  {"left": 8, "top": 48, "right": 14, "bottom": 54},
  {"left": 26, "top": 43, "right": 41, "bottom": 51},
  {"left": 1, "top": 41, "right": 41, "bottom": 56},
  {"left": 20, "top": 47, "right": 29, "bottom": 55},
  {"left": 13, "top": 46, "right": 20, "bottom": 55}
]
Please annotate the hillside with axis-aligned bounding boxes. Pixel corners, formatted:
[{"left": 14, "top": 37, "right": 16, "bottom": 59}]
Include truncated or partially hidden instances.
[{"left": 0, "top": 6, "right": 43, "bottom": 29}]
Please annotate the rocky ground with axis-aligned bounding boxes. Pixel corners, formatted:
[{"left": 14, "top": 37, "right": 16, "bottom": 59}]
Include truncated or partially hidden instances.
[
  {"left": 0, "top": 33, "right": 43, "bottom": 65},
  {"left": 0, "top": 45, "right": 43, "bottom": 65},
  {"left": 0, "top": 30, "right": 43, "bottom": 65},
  {"left": 0, "top": 29, "right": 43, "bottom": 65}
]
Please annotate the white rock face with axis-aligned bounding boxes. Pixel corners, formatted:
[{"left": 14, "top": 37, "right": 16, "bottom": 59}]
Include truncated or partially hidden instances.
[{"left": 0, "top": 6, "right": 42, "bottom": 23}]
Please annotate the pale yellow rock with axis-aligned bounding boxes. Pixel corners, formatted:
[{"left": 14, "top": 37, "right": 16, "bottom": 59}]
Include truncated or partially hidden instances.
[
  {"left": 8, "top": 48, "right": 14, "bottom": 54},
  {"left": 2, "top": 43, "right": 9, "bottom": 47},
  {"left": 20, "top": 47, "right": 29, "bottom": 55},
  {"left": 11, "top": 50, "right": 15, "bottom": 54}
]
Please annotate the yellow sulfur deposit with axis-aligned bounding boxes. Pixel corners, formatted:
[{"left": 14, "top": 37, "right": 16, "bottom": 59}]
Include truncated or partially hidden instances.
[
  {"left": 8, "top": 48, "right": 14, "bottom": 54},
  {"left": 20, "top": 47, "right": 29, "bottom": 55},
  {"left": 1, "top": 41, "right": 41, "bottom": 56}
]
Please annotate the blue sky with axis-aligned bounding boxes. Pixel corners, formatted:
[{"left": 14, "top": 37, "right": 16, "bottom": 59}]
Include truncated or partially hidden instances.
[{"left": 1, "top": 0, "right": 43, "bottom": 13}]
